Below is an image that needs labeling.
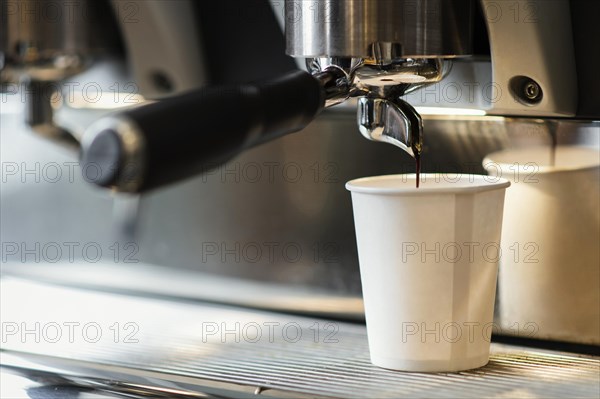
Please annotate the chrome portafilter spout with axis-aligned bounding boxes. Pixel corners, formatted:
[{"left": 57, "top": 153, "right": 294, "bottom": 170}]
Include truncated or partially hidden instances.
[
  {"left": 357, "top": 97, "right": 423, "bottom": 158},
  {"left": 77, "top": 60, "right": 441, "bottom": 193},
  {"left": 72, "top": 0, "right": 474, "bottom": 193},
  {"left": 351, "top": 58, "right": 448, "bottom": 159},
  {"left": 305, "top": 57, "right": 446, "bottom": 159},
  {"left": 309, "top": 58, "right": 446, "bottom": 161},
  {"left": 77, "top": 0, "right": 471, "bottom": 193},
  {"left": 285, "top": 0, "right": 473, "bottom": 159}
]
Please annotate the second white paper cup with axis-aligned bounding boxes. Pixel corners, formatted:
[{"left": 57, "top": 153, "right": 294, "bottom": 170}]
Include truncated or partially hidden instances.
[
  {"left": 483, "top": 146, "right": 600, "bottom": 344},
  {"left": 346, "top": 174, "right": 510, "bottom": 372}
]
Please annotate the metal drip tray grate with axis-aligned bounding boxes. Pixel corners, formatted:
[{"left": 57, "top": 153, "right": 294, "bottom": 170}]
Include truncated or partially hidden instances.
[{"left": 1, "top": 278, "right": 599, "bottom": 398}]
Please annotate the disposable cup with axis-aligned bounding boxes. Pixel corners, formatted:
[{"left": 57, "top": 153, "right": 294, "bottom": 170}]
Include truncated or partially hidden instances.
[
  {"left": 346, "top": 174, "right": 510, "bottom": 372},
  {"left": 483, "top": 146, "right": 600, "bottom": 344}
]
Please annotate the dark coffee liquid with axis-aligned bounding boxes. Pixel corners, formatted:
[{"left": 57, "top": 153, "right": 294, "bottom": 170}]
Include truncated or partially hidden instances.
[{"left": 415, "top": 153, "right": 421, "bottom": 188}]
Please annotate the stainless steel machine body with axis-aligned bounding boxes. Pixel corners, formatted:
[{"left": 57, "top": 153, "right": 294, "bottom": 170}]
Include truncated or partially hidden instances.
[
  {"left": 285, "top": 0, "right": 473, "bottom": 58},
  {"left": 1, "top": 0, "right": 599, "bottom": 346},
  {"left": 285, "top": 0, "right": 474, "bottom": 155}
]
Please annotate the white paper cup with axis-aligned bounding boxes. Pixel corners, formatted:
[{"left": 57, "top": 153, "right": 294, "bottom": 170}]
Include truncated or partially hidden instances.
[
  {"left": 346, "top": 174, "right": 510, "bottom": 372},
  {"left": 483, "top": 146, "right": 600, "bottom": 344}
]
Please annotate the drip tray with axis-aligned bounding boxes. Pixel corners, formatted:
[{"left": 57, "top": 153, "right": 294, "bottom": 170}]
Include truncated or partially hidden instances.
[{"left": 1, "top": 278, "right": 599, "bottom": 398}]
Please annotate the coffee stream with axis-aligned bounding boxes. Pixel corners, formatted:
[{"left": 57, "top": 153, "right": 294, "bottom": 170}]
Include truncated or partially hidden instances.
[{"left": 415, "top": 153, "right": 421, "bottom": 188}]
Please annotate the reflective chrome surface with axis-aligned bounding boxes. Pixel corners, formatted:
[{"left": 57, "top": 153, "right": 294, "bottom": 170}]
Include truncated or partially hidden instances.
[
  {"left": 1, "top": 0, "right": 121, "bottom": 153},
  {"left": 480, "top": 0, "right": 578, "bottom": 117},
  {"left": 312, "top": 67, "right": 353, "bottom": 108},
  {"left": 1, "top": 0, "right": 599, "bottom": 352},
  {"left": 286, "top": 0, "right": 464, "bottom": 157},
  {"left": 0, "top": 0, "right": 120, "bottom": 83},
  {"left": 308, "top": 57, "right": 446, "bottom": 157},
  {"left": 357, "top": 98, "right": 423, "bottom": 156},
  {"left": 3, "top": 91, "right": 599, "bottom": 334},
  {"left": 2, "top": 278, "right": 599, "bottom": 399},
  {"left": 24, "top": 80, "right": 80, "bottom": 152},
  {"left": 3, "top": 90, "right": 598, "bottom": 306},
  {"left": 0, "top": 369, "right": 121, "bottom": 399},
  {"left": 285, "top": 0, "right": 473, "bottom": 59},
  {"left": 354, "top": 58, "right": 447, "bottom": 97}
]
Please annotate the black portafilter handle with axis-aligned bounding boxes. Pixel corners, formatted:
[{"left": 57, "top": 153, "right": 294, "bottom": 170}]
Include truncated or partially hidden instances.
[{"left": 80, "top": 70, "right": 326, "bottom": 192}]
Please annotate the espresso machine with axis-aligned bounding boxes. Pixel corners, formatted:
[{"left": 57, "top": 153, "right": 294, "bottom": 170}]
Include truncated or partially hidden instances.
[{"left": 2, "top": 0, "right": 599, "bottom": 355}]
